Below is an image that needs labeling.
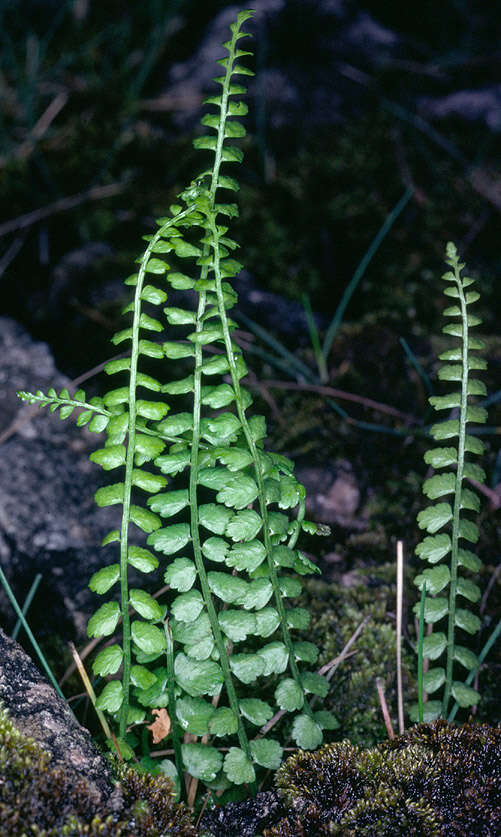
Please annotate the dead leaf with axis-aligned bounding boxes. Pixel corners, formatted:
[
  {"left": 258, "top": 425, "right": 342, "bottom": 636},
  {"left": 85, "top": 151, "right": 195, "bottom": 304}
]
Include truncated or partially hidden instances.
[{"left": 147, "top": 708, "right": 171, "bottom": 743}]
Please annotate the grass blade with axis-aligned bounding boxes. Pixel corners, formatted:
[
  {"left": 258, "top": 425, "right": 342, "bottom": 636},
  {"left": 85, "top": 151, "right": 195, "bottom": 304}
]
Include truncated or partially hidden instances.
[
  {"left": 0, "top": 566, "right": 65, "bottom": 701},
  {"left": 322, "top": 187, "right": 413, "bottom": 362},
  {"left": 12, "top": 573, "right": 42, "bottom": 641}
]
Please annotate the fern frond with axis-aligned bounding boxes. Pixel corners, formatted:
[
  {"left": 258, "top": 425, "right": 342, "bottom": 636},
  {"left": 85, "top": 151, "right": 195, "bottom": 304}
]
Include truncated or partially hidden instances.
[{"left": 413, "top": 242, "right": 487, "bottom": 720}]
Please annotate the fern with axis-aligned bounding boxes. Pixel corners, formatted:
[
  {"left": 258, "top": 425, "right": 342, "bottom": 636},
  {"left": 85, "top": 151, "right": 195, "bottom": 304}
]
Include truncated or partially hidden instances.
[
  {"left": 18, "top": 10, "right": 334, "bottom": 792},
  {"left": 412, "top": 242, "right": 487, "bottom": 721}
]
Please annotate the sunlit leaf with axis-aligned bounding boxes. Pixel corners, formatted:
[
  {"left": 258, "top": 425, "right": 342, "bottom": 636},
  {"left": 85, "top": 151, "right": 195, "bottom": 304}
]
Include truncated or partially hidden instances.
[
  {"left": 414, "top": 565, "right": 450, "bottom": 595},
  {"left": 454, "top": 609, "right": 481, "bottom": 634},
  {"left": 216, "top": 473, "right": 259, "bottom": 509},
  {"left": 223, "top": 748, "right": 255, "bottom": 785},
  {"left": 128, "top": 546, "right": 159, "bottom": 573},
  {"left": 202, "top": 537, "right": 230, "bottom": 563},
  {"left": 130, "top": 589, "right": 163, "bottom": 621},
  {"left": 131, "top": 621, "right": 166, "bottom": 654},
  {"left": 174, "top": 653, "right": 224, "bottom": 697},
  {"left": 171, "top": 590, "right": 204, "bottom": 623},
  {"left": 176, "top": 696, "right": 215, "bottom": 735},
  {"left": 225, "top": 509, "right": 262, "bottom": 541},
  {"left": 226, "top": 539, "right": 266, "bottom": 572},
  {"left": 147, "top": 523, "right": 191, "bottom": 555},
  {"left": 250, "top": 738, "right": 282, "bottom": 769},
  {"left": 417, "top": 503, "right": 452, "bottom": 534},
  {"left": 415, "top": 533, "right": 451, "bottom": 564},
  {"left": 164, "top": 557, "right": 197, "bottom": 592},
  {"left": 208, "top": 707, "right": 239, "bottom": 737},
  {"left": 219, "top": 610, "right": 256, "bottom": 641},
  {"left": 96, "top": 680, "right": 123, "bottom": 714},
  {"left": 229, "top": 652, "right": 265, "bottom": 683},
  {"left": 182, "top": 743, "right": 222, "bottom": 782},
  {"left": 89, "top": 564, "right": 120, "bottom": 595},
  {"left": 422, "top": 632, "right": 447, "bottom": 660},
  {"left": 199, "top": 503, "right": 234, "bottom": 535},
  {"left": 423, "top": 667, "right": 445, "bottom": 693},
  {"left": 291, "top": 715, "right": 322, "bottom": 750},
  {"left": 87, "top": 602, "right": 121, "bottom": 638},
  {"left": 92, "top": 644, "right": 123, "bottom": 677},
  {"left": 239, "top": 698, "right": 273, "bottom": 726},
  {"left": 451, "top": 681, "right": 480, "bottom": 707}
]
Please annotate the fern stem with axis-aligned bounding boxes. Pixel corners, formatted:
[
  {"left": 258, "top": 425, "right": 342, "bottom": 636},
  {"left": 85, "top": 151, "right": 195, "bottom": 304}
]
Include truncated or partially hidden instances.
[
  {"left": 442, "top": 262, "right": 469, "bottom": 716},
  {"left": 417, "top": 582, "right": 426, "bottom": 723},
  {"left": 210, "top": 215, "right": 314, "bottom": 722},
  {"left": 164, "top": 620, "right": 184, "bottom": 796},
  {"left": 188, "top": 289, "right": 253, "bottom": 762},
  {"left": 118, "top": 205, "right": 195, "bottom": 738}
]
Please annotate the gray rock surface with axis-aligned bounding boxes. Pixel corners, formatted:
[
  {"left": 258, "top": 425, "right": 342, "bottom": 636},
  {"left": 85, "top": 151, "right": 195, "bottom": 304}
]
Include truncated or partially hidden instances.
[
  {"left": 0, "top": 627, "right": 120, "bottom": 808},
  {"left": 0, "top": 316, "right": 120, "bottom": 640},
  {"left": 296, "top": 460, "right": 363, "bottom": 528}
]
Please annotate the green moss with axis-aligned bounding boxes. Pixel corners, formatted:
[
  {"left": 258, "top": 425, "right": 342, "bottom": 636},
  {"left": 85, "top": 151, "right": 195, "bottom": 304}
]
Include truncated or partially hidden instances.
[
  {"left": 266, "top": 720, "right": 501, "bottom": 836},
  {"left": 0, "top": 705, "right": 195, "bottom": 836},
  {"left": 298, "top": 571, "right": 416, "bottom": 746}
]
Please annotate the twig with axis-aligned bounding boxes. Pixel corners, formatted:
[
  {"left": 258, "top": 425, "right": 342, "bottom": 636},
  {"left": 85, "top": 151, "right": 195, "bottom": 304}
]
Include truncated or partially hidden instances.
[
  {"left": 396, "top": 540, "right": 405, "bottom": 735},
  {"left": 320, "top": 615, "right": 370, "bottom": 681},
  {"left": 480, "top": 559, "right": 501, "bottom": 616},
  {"left": 376, "top": 677, "right": 395, "bottom": 739},
  {"left": 259, "top": 380, "right": 417, "bottom": 423},
  {"left": 245, "top": 367, "right": 285, "bottom": 427},
  {"left": 69, "top": 642, "right": 113, "bottom": 743},
  {"left": 0, "top": 92, "right": 68, "bottom": 168},
  {"left": 0, "top": 181, "right": 127, "bottom": 238},
  {"left": 195, "top": 792, "right": 212, "bottom": 830},
  {"left": 468, "top": 477, "right": 501, "bottom": 511}
]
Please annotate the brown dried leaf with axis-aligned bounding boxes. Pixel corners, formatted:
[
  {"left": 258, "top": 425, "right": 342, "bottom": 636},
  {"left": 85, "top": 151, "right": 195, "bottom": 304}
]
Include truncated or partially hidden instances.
[{"left": 147, "top": 707, "right": 171, "bottom": 743}]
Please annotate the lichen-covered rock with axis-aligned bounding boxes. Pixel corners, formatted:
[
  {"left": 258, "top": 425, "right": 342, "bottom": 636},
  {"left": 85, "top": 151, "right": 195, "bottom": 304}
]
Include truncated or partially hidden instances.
[
  {"left": 265, "top": 720, "right": 501, "bottom": 836},
  {"left": 0, "top": 703, "right": 196, "bottom": 836}
]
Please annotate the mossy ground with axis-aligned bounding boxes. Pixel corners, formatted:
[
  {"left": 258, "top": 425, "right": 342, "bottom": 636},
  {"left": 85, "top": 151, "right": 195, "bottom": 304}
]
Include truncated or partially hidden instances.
[
  {"left": 266, "top": 720, "right": 501, "bottom": 836},
  {"left": 0, "top": 705, "right": 196, "bottom": 836}
]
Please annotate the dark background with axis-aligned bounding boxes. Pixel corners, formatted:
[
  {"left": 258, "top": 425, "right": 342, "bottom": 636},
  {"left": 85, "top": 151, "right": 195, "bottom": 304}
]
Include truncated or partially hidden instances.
[{"left": 1, "top": 0, "right": 501, "bottom": 377}]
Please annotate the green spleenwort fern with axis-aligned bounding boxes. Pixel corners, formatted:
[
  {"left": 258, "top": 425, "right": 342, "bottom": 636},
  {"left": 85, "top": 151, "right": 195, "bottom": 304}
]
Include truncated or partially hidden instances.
[
  {"left": 411, "top": 243, "right": 487, "bottom": 722},
  {"left": 18, "top": 10, "right": 335, "bottom": 792}
]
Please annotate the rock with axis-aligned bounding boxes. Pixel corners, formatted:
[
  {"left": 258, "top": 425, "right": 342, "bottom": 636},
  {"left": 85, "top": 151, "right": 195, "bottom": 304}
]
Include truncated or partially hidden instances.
[
  {"left": 0, "top": 628, "right": 197, "bottom": 836},
  {"left": 0, "top": 316, "right": 120, "bottom": 641},
  {"left": 0, "top": 627, "right": 119, "bottom": 807},
  {"left": 419, "top": 86, "right": 501, "bottom": 131},
  {"left": 296, "top": 460, "right": 362, "bottom": 528}
]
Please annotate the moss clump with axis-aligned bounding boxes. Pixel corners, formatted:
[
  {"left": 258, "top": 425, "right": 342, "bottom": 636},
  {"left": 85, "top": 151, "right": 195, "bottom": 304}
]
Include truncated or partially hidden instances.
[
  {"left": 0, "top": 705, "right": 195, "bottom": 836},
  {"left": 265, "top": 720, "right": 501, "bottom": 836},
  {"left": 298, "top": 572, "right": 415, "bottom": 746}
]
